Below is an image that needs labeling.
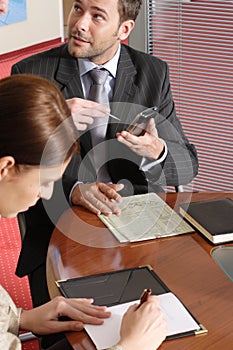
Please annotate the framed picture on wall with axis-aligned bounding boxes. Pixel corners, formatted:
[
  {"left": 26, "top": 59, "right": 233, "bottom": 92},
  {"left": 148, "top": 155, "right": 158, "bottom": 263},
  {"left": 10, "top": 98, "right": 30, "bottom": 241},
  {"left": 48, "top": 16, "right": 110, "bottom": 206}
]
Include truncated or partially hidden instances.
[{"left": 0, "top": 0, "right": 27, "bottom": 27}]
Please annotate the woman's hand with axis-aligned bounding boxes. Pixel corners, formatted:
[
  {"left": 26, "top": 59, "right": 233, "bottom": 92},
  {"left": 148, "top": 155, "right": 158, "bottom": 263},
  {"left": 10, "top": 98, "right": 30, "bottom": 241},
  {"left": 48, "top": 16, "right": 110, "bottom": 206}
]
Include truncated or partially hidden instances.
[
  {"left": 118, "top": 295, "right": 167, "bottom": 350},
  {"left": 19, "top": 296, "right": 111, "bottom": 335}
]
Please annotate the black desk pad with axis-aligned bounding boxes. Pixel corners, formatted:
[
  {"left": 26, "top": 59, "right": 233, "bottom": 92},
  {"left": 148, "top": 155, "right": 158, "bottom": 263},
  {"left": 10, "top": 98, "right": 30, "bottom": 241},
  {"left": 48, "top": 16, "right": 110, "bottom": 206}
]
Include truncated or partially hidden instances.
[
  {"left": 56, "top": 266, "right": 169, "bottom": 306},
  {"left": 56, "top": 265, "right": 207, "bottom": 339}
]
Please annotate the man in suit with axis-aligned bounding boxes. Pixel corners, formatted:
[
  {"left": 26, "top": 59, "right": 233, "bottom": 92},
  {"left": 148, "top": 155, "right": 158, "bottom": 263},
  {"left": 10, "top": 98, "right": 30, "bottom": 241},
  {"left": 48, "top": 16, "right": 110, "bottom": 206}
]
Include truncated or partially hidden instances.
[{"left": 12, "top": 0, "right": 198, "bottom": 347}]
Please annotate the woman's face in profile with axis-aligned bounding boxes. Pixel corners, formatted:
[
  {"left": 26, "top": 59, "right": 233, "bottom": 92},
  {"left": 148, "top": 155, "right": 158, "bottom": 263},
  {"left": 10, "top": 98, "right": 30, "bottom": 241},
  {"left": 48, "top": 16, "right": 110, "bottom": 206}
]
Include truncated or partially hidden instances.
[
  {"left": 0, "top": 160, "right": 68, "bottom": 218},
  {"left": 0, "top": 0, "right": 8, "bottom": 15}
]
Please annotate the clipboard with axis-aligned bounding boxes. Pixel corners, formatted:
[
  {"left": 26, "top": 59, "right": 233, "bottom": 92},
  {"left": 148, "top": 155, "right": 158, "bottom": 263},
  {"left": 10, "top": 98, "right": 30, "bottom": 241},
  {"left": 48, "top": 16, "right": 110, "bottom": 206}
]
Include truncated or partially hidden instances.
[{"left": 56, "top": 265, "right": 207, "bottom": 340}]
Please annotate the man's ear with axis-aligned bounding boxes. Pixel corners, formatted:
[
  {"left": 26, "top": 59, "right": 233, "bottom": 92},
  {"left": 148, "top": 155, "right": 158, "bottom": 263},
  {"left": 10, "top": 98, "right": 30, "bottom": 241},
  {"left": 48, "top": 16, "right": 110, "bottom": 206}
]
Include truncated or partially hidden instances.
[
  {"left": 118, "top": 20, "right": 135, "bottom": 42},
  {"left": 0, "top": 156, "right": 16, "bottom": 180}
]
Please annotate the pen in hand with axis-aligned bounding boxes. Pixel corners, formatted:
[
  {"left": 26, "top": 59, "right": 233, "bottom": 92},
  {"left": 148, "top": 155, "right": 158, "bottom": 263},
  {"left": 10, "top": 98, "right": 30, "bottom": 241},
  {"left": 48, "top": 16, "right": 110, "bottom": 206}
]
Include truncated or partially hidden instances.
[{"left": 137, "top": 288, "right": 152, "bottom": 309}]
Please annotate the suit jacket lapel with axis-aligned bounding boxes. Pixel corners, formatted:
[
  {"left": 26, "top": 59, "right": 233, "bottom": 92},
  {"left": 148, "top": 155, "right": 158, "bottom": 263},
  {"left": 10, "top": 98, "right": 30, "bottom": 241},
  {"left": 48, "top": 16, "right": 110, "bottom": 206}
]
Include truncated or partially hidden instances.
[
  {"left": 108, "top": 45, "right": 139, "bottom": 137},
  {"left": 54, "top": 45, "right": 94, "bottom": 171},
  {"left": 113, "top": 45, "right": 138, "bottom": 103},
  {"left": 55, "top": 44, "right": 84, "bottom": 99}
]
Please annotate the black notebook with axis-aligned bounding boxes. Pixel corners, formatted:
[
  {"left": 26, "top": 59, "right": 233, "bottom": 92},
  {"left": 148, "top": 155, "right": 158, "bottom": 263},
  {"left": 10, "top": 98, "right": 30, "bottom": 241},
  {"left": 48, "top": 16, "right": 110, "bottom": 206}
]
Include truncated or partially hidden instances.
[
  {"left": 56, "top": 266, "right": 207, "bottom": 347},
  {"left": 179, "top": 198, "right": 233, "bottom": 244}
]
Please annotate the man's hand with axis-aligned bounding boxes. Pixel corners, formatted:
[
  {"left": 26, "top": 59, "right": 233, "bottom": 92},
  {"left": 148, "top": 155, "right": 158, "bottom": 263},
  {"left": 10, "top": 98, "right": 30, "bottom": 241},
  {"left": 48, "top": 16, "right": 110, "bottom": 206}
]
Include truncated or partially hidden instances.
[
  {"left": 67, "top": 97, "right": 109, "bottom": 131},
  {"left": 117, "top": 118, "right": 165, "bottom": 159},
  {"left": 71, "top": 182, "right": 124, "bottom": 216},
  {"left": 19, "top": 296, "right": 111, "bottom": 335}
]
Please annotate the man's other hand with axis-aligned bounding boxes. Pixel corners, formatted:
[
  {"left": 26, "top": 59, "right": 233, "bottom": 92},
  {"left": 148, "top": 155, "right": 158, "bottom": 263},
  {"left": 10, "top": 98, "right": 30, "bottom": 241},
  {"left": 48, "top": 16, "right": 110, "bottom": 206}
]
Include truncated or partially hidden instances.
[{"left": 71, "top": 182, "right": 124, "bottom": 215}]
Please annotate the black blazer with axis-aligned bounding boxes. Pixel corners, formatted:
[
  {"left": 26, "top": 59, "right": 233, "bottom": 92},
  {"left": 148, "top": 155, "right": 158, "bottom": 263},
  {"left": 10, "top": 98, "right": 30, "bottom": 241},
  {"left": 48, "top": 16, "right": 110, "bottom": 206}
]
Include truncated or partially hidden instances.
[{"left": 12, "top": 44, "right": 198, "bottom": 276}]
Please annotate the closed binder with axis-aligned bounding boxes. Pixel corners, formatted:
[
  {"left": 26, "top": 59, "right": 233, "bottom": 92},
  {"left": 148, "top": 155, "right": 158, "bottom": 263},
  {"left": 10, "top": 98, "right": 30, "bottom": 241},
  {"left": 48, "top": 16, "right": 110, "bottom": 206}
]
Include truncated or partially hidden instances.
[{"left": 180, "top": 197, "right": 233, "bottom": 244}]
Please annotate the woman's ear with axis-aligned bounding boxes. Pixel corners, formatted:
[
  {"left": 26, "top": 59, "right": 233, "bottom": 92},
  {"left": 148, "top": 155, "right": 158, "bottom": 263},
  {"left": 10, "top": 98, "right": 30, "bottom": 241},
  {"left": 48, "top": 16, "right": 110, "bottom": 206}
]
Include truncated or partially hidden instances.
[
  {"left": 118, "top": 20, "right": 135, "bottom": 42},
  {"left": 0, "top": 156, "right": 15, "bottom": 180}
]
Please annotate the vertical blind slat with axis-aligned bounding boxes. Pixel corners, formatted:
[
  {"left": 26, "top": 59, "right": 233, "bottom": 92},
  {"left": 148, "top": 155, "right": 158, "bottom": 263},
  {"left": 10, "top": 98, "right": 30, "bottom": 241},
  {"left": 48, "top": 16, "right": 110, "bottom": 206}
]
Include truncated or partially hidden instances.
[{"left": 147, "top": 0, "right": 233, "bottom": 191}]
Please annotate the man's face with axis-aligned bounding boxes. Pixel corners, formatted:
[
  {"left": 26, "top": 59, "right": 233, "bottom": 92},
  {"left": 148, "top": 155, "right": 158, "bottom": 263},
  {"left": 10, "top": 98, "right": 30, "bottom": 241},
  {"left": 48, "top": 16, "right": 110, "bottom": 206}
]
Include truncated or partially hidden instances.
[{"left": 67, "top": 0, "right": 131, "bottom": 65}]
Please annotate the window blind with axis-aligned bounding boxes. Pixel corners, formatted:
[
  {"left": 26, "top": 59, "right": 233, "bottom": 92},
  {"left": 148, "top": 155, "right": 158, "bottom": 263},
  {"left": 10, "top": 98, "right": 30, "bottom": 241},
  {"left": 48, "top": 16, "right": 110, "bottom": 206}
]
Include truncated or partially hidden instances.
[{"left": 147, "top": 0, "right": 233, "bottom": 191}]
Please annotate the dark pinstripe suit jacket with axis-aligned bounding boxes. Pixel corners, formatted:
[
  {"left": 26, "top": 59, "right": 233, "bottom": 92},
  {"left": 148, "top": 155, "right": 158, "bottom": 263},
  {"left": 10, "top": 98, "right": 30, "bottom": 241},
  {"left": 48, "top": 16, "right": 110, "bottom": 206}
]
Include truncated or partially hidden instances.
[{"left": 12, "top": 44, "right": 198, "bottom": 276}]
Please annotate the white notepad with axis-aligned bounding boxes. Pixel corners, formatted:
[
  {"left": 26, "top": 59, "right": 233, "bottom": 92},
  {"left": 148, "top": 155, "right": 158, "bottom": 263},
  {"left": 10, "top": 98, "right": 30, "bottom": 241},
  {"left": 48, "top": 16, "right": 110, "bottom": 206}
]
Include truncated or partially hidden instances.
[{"left": 84, "top": 292, "right": 200, "bottom": 350}]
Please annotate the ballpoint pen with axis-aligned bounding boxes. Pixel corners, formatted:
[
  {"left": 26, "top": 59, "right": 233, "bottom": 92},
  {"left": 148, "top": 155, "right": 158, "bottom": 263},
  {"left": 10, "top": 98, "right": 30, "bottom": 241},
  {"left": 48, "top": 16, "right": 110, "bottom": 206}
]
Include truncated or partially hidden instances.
[
  {"left": 108, "top": 113, "right": 120, "bottom": 121},
  {"left": 137, "top": 288, "right": 152, "bottom": 309}
]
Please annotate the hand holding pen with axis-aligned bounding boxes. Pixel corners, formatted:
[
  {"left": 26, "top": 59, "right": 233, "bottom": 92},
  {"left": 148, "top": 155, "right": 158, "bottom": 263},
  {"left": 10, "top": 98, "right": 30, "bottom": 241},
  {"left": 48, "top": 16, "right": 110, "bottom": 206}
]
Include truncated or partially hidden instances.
[
  {"left": 137, "top": 288, "right": 152, "bottom": 309},
  {"left": 66, "top": 97, "right": 120, "bottom": 131},
  {"left": 118, "top": 289, "right": 167, "bottom": 350}
]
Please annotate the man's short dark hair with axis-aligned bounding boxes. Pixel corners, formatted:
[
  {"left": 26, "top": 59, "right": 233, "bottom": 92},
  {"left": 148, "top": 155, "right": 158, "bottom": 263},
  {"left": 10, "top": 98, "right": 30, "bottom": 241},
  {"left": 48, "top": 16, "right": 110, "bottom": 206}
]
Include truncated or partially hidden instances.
[{"left": 118, "top": 0, "right": 142, "bottom": 22}]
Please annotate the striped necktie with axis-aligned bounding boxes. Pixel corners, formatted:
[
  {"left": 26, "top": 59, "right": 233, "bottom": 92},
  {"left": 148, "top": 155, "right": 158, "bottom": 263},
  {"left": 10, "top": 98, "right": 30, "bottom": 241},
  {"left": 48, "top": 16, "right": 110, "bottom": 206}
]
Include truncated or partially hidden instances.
[{"left": 88, "top": 68, "right": 111, "bottom": 182}]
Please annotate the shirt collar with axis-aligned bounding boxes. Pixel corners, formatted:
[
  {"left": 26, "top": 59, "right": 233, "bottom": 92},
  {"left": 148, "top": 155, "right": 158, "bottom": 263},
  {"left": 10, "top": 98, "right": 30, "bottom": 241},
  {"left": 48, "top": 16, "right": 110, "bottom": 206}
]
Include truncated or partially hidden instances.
[{"left": 78, "top": 44, "right": 121, "bottom": 78}]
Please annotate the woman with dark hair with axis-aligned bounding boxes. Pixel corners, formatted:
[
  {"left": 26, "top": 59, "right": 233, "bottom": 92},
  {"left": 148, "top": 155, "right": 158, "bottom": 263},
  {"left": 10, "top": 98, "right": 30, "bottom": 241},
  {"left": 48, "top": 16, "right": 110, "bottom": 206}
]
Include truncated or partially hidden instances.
[{"left": 0, "top": 74, "right": 166, "bottom": 350}]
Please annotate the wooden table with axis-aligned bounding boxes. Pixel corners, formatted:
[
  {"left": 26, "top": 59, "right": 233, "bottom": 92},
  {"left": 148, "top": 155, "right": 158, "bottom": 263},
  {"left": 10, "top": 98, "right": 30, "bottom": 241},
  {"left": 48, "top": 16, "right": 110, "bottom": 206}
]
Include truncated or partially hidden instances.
[{"left": 47, "top": 192, "right": 233, "bottom": 350}]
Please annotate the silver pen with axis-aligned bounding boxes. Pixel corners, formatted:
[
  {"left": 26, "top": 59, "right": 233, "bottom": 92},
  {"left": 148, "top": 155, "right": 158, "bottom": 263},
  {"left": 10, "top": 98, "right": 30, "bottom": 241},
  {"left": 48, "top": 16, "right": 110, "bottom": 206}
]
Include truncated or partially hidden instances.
[{"left": 108, "top": 113, "right": 120, "bottom": 121}]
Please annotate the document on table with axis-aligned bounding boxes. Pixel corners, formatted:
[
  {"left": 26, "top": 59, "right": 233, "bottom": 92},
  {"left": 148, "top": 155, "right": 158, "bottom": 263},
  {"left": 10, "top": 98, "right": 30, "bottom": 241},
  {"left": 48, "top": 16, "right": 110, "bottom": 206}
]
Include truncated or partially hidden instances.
[
  {"left": 98, "top": 193, "right": 194, "bottom": 242},
  {"left": 84, "top": 292, "right": 201, "bottom": 350}
]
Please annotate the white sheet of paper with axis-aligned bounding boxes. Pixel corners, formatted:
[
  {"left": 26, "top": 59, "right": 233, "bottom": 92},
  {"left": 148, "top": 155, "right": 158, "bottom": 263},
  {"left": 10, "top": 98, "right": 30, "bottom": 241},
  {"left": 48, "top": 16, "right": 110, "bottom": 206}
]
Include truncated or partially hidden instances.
[{"left": 84, "top": 292, "right": 200, "bottom": 350}]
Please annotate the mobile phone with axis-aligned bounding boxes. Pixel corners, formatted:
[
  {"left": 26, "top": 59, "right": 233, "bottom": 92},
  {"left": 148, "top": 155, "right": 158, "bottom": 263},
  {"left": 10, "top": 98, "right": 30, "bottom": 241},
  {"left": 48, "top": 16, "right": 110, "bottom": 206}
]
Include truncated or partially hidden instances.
[{"left": 126, "top": 106, "right": 158, "bottom": 136}]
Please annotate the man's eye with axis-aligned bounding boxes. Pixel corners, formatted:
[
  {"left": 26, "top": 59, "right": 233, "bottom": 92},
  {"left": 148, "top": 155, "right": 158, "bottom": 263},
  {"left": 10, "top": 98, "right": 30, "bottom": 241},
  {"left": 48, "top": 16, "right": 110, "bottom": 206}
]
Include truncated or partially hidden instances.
[
  {"left": 74, "top": 5, "right": 81, "bottom": 13},
  {"left": 94, "top": 14, "right": 104, "bottom": 21}
]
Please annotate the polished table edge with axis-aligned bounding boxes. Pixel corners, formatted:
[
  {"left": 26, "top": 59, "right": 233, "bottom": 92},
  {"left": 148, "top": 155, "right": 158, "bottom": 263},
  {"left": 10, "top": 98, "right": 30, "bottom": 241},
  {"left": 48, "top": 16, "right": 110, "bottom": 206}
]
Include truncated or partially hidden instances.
[{"left": 46, "top": 191, "right": 233, "bottom": 350}]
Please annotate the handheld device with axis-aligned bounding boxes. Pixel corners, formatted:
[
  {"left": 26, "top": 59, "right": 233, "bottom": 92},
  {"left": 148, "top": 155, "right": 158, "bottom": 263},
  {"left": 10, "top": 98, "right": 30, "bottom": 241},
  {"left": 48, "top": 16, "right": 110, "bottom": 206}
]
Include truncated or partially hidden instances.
[{"left": 126, "top": 106, "right": 158, "bottom": 136}]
